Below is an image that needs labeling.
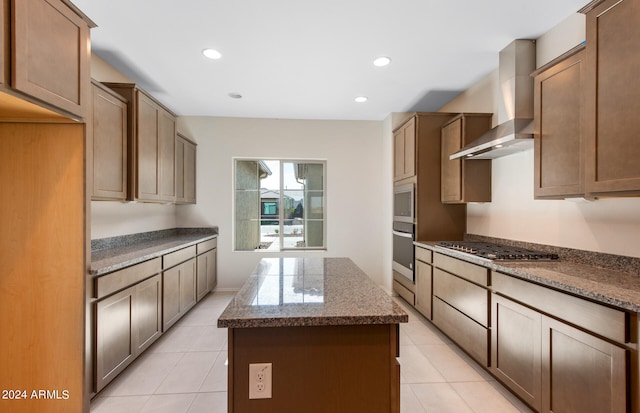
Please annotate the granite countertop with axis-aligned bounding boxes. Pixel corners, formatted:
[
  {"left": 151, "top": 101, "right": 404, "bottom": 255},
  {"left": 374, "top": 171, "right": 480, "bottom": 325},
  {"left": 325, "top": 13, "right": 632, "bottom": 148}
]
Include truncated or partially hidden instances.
[
  {"left": 91, "top": 228, "right": 217, "bottom": 277},
  {"left": 217, "top": 257, "right": 409, "bottom": 328},
  {"left": 415, "top": 240, "right": 640, "bottom": 313}
]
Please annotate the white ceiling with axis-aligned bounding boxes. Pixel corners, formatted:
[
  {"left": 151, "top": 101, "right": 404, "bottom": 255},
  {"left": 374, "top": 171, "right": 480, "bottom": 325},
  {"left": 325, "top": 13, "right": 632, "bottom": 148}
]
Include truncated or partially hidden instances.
[{"left": 73, "top": 0, "right": 589, "bottom": 121}]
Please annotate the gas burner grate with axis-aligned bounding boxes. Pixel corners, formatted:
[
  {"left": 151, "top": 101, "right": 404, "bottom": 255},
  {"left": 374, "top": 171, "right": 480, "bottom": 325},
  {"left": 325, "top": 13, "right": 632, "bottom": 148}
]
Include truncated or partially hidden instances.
[{"left": 437, "top": 241, "right": 559, "bottom": 261}]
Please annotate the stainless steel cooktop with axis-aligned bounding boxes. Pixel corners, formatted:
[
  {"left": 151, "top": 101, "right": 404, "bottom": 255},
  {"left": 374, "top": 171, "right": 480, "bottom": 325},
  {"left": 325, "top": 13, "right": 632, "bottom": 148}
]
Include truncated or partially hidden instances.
[{"left": 436, "top": 241, "right": 559, "bottom": 261}]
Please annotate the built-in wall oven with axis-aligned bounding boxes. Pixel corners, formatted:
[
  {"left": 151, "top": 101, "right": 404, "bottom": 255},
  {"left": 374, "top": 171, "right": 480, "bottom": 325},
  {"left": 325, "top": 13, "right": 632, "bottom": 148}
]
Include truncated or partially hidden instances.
[{"left": 393, "top": 184, "right": 415, "bottom": 283}]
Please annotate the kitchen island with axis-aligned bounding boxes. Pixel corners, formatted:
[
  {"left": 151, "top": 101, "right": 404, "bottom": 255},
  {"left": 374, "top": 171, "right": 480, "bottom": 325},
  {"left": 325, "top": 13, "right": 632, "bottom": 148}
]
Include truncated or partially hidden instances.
[{"left": 218, "top": 257, "right": 408, "bottom": 413}]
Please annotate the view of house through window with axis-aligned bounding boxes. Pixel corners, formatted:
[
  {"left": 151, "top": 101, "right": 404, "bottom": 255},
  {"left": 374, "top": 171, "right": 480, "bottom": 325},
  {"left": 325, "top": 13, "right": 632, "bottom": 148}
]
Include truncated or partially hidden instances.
[{"left": 235, "top": 159, "right": 326, "bottom": 251}]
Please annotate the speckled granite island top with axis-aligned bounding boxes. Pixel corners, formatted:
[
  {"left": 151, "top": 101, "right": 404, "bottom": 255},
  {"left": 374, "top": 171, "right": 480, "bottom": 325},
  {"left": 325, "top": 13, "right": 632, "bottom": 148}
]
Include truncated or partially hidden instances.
[
  {"left": 91, "top": 228, "right": 217, "bottom": 277},
  {"left": 217, "top": 257, "right": 409, "bottom": 328},
  {"left": 415, "top": 240, "right": 640, "bottom": 313}
]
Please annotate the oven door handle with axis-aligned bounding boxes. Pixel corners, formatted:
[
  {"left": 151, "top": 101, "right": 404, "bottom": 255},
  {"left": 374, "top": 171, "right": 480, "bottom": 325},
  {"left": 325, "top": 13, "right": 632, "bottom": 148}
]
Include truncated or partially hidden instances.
[{"left": 392, "top": 230, "right": 413, "bottom": 239}]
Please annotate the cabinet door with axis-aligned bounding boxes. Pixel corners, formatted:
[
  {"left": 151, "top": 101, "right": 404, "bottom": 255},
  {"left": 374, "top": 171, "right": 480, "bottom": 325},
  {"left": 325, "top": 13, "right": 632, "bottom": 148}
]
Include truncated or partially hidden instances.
[
  {"left": 91, "top": 83, "right": 128, "bottom": 200},
  {"left": 137, "top": 92, "right": 160, "bottom": 201},
  {"left": 534, "top": 49, "right": 585, "bottom": 199},
  {"left": 175, "top": 135, "right": 197, "bottom": 204},
  {"left": 441, "top": 115, "right": 492, "bottom": 203},
  {"left": 12, "top": 0, "right": 90, "bottom": 118},
  {"left": 180, "top": 258, "right": 197, "bottom": 314},
  {"left": 184, "top": 139, "right": 197, "bottom": 203},
  {"left": 163, "top": 259, "right": 196, "bottom": 330},
  {"left": 196, "top": 252, "right": 208, "bottom": 301},
  {"left": 159, "top": 109, "right": 176, "bottom": 201},
  {"left": 134, "top": 274, "right": 162, "bottom": 353},
  {"left": 403, "top": 118, "right": 416, "bottom": 178},
  {"left": 542, "top": 316, "right": 627, "bottom": 413},
  {"left": 414, "top": 259, "right": 432, "bottom": 319},
  {"left": 393, "top": 117, "right": 416, "bottom": 181},
  {"left": 585, "top": 0, "right": 640, "bottom": 195},
  {"left": 196, "top": 249, "right": 216, "bottom": 302},
  {"left": 175, "top": 136, "right": 185, "bottom": 201},
  {"left": 491, "top": 294, "right": 542, "bottom": 412},
  {"left": 393, "top": 128, "right": 405, "bottom": 180},
  {"left": 441, "top": 118, "right": 463, "bottom": 202},
  {"left": 95, "top": 287, "right": 135, "bottom": 392},
  {"left": 163, "top": 265, "right": 181, "bottom": 330},
  {"left": 206, "top": 249, "right": 217, "bottom": 292}
]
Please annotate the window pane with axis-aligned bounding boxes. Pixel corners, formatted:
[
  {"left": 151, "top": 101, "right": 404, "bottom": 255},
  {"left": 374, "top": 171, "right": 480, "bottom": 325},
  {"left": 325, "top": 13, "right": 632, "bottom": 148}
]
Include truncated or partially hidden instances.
[
  {"left": 235, "top": 159, "right": 325, "bottom": 251},
  {"left": 282, "top": 161, "right": 325, "bottom": 250},
  {"left": 305, "top": 220, "right": 324, "bottom": 248},
  {"left": 307, "top": 191, "right": 324, "bottom": 219}
]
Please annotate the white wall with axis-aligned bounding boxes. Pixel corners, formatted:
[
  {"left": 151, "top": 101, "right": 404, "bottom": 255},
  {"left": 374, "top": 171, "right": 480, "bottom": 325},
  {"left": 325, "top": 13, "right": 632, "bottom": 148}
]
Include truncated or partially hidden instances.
[
  {"left": 176, "top": 117, "right": 388, "bottom": 291},
  {"left": 439, "top": 13, "right": 640, "bottom": 258},
  {"left": 92, "top": 202, "right": 177, "bottom": 238}
]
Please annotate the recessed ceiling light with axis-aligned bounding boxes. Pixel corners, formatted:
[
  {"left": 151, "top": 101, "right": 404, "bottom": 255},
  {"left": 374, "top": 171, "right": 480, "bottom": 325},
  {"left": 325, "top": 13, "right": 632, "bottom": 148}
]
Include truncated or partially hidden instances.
[
  {"left": 228, "top": 92, "right": 242, "bottom": 99},
  {"left": 373, "top": 56, "right": 391, "bottom": 67},
  {"left": 355, "top": 96, "right": 368, "bottom": 103},
  {"left": 202, "top": 48, "right": 222, "bottom": 60}
]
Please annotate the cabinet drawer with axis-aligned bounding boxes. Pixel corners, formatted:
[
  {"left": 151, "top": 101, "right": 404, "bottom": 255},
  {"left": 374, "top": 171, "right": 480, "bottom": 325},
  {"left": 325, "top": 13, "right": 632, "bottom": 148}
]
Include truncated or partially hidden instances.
[
  {"left": 493, "top": 271, "right": 627, "bottom": 343},
  {"left": 163, "top": 245, "right": 196, "bottom": 269},
  {"left": 433, "top": 297, "right": 489, "bottom": 366},
  {"left": 415, "top": 246, "right": 432, "bottom": 263},
  {"left": 433, "top": 253, "right": 489, "bottom": 286},
  {"left": 393, "top": 280, "right": 415, "bottom": 306},
  {"left": 197, "top": 238, "right": 217, "bottom": 254},
  {"left": 434, "top": 268, "right": 489, "bottom": 327},
  {"left": 95, "top": 258, "right": 161, "bottom": 299}
]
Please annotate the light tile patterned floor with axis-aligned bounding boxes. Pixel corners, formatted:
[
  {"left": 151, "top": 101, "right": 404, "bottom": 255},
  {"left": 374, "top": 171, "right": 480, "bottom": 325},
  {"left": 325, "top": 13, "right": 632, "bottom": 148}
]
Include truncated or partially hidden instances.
[{"left": 90, "top": 292, "right": 535, "bottom": 413}]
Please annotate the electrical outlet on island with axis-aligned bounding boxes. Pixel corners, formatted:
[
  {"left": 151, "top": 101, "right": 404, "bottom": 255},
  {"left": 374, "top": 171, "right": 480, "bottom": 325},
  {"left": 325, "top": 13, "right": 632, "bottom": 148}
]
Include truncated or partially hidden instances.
[{"left": 249, "top": 363, "right": 272, "bottom": 399}]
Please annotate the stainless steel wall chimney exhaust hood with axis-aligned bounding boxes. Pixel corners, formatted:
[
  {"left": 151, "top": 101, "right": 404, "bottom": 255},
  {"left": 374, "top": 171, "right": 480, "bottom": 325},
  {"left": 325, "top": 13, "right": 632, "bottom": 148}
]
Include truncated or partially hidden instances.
[{"left": 450, "top": 39, "right": 536, "bottom": 160}]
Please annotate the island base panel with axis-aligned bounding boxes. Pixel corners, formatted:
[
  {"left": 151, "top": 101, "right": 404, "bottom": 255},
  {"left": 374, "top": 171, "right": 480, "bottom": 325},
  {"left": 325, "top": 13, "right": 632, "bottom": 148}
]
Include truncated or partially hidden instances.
[{"left": 227, "top": 324, "right": 400, "bottom": 413}]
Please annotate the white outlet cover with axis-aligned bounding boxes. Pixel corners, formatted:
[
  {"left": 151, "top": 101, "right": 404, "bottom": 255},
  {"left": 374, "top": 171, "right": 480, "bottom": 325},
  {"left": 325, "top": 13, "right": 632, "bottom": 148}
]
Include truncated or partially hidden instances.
[{"left": 249, "top": 363, "right": 272, "bottom": 399}]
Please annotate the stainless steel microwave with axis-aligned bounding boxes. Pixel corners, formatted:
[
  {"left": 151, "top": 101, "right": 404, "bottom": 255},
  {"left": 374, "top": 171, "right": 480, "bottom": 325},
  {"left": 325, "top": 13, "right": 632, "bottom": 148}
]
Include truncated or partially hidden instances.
[{"left": 393, "top": 184, "right": 414, "bottom": 223}]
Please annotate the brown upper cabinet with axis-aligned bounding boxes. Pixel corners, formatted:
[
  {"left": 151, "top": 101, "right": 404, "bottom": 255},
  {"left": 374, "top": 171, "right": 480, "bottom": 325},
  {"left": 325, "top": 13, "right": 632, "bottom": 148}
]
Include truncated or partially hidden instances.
[
  {"left": 0, "top": 0, "right": 94, "bottom": 120},
  {"left": 104, "top": 83, "right": 177, "bottom": 203},
  {"left": 440, "top": 113, "right": 492, "bottom": 204},
  {"left": 532, "top": 46, "right": 586, "bottom": 199},
  {"left": 393, "top": 117, "right": 416, "bottom": 181},
  {"left": 583, "top": 0, "right": 640, "bottom": 197},
  {"left": 176, "top": 133, "right": 197, "bottom": 204},
  {"left": 90, "top": 81, "right": 128, "bottom": 201}
]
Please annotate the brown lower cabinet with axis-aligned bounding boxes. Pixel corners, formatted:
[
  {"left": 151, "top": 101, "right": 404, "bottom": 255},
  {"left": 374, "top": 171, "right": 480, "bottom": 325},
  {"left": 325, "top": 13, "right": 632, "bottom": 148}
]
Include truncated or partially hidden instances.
[
  {"left": 430, "top": 252, "right": 490, "bottom": 366},
  {"left": 491, "top": 272, "right": 629, "bottom": 413},
  {"left": 163, "top": 258, "right": 197, "bottom": 331},
  {"left": 93, "top": 239, "right": 217, "bottom": 395},
  {"left": 95, "top": 274, "right": 162, "bottom": 392},
  {"left": 196, "top": 242, "right": 217, "bottom": 302},
  {"left": 414, "top": 250, "right": 433, "bottom": 319},
  {"left": 415, "top": 251, "right": 632, "bottom": 413}
]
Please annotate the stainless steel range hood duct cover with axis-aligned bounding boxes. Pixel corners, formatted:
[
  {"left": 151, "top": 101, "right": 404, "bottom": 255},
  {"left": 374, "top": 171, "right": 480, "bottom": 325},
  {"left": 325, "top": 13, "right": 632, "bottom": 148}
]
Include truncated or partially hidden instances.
[
  {"left": 449, "top": 118, "right": 533, "bottom": 160},
  {"left": 450, "top": 39, "right": 536, "bottom": 160}
]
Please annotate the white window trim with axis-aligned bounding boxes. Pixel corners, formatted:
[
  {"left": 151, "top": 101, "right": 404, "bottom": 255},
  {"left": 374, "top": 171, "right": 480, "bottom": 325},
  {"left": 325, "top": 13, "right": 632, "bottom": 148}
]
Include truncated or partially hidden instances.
[{"left": 232, "top": 158, "right": 327, "bottom": 253}]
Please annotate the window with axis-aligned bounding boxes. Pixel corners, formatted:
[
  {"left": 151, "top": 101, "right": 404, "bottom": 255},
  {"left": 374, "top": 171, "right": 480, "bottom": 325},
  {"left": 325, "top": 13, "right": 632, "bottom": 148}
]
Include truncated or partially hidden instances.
[{"left": 234, "top": 159, "right": 326, "bottom": 251}]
